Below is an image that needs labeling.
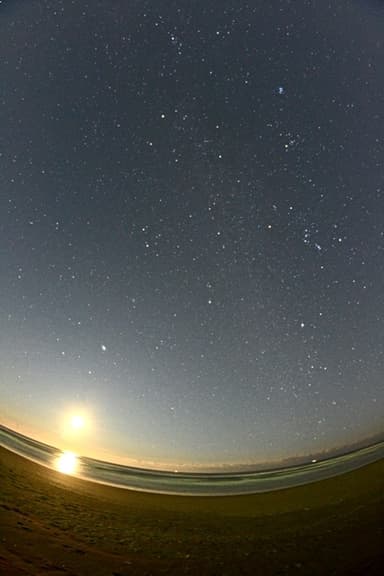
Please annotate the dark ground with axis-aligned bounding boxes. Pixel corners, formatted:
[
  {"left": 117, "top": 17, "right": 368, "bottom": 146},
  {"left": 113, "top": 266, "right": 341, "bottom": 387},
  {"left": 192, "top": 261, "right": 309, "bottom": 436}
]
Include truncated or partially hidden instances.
[{"left": 0, "top": 446, "right": 383, "bottom": 575}]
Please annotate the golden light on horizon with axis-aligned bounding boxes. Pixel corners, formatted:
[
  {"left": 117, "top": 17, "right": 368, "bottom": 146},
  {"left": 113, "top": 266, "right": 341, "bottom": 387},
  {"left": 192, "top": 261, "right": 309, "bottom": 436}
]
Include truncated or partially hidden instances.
[
  {"left": 70, "top": 414, "right": 85, "bottom": 430},
  {"left": 61, "top": 410, "right": 89, "bottom": 435},
  {"left": 55, "top": 451, "right": 78, "bottom": 475},
  {"left": 58, "top": 407, "right": 94, "bottom": 447}
]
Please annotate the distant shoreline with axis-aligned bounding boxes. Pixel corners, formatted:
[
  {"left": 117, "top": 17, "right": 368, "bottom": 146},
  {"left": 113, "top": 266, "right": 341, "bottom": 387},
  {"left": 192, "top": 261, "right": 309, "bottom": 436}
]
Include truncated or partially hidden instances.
[
  {"left": 1, "top": 424, "right": 383, "bottom": 495},
  {"left": 1, "top": 444, "right": 383, "bottom": 575}
]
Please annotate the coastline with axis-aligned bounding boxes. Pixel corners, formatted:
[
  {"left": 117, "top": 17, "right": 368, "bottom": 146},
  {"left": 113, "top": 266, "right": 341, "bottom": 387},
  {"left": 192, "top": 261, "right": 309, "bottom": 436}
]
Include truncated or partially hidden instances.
[
  {"left": 1, "top": 424, "right": 383, "bottom": 495},
  {"left": 1, "top": 445, "right": 383, "bottom": 574}
]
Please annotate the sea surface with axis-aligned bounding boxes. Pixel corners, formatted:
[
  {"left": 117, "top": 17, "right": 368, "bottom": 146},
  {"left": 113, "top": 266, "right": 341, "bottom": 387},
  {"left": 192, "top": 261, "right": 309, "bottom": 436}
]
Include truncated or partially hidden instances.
[{"left": 0, "top": 425, "right": 383, "bottom": 496}]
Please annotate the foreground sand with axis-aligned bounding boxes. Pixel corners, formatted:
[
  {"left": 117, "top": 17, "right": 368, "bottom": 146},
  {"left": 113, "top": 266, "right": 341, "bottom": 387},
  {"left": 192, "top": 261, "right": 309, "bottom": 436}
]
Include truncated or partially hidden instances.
[{"left": 1, "top": 446, "right": 383, "bottom": 575}]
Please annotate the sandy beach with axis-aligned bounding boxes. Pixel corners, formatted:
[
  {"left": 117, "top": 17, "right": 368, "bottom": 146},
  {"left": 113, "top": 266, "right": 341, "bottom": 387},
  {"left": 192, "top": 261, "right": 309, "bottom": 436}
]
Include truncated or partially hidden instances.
[{"left": 1, "top": 445, "right": 383, "bottom": 575}]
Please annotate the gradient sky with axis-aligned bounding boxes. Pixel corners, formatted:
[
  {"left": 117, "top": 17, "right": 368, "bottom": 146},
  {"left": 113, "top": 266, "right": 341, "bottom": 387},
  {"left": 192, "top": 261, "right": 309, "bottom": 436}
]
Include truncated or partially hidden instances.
[{"left": 0, "top": 0, "right": 383, "bottom": 470}]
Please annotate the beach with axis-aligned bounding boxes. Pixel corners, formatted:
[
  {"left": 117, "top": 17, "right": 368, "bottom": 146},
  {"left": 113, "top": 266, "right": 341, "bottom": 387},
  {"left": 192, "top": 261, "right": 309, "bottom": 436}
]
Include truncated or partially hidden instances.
[{"left": 1, "top": 445, "right": 383, "bottom": 575}]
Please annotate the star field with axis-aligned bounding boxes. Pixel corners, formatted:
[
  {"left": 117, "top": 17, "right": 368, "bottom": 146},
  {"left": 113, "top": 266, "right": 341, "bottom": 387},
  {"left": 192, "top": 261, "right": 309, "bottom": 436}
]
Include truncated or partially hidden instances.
[{"left": 0, "top": 0, "right": 383, "bottom": 469}]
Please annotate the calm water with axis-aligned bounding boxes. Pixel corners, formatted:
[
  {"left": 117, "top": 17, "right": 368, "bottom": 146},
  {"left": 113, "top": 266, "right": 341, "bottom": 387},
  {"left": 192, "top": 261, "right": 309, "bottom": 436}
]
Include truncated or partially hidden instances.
[{"left": 0, "top": 425, "right": 383, "bottom": 496}]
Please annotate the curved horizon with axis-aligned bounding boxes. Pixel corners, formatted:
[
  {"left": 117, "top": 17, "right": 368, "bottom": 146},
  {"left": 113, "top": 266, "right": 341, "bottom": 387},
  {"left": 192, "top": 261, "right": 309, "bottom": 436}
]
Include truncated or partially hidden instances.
[
  {"left": 0, "top": 1, "right": 383, "bottom": 472},
  {"left": 1, "top": 420, "right": 383, "bottom": 474},
  {"left": 1, "top": 424, "right": 383, "bottom": 496}
]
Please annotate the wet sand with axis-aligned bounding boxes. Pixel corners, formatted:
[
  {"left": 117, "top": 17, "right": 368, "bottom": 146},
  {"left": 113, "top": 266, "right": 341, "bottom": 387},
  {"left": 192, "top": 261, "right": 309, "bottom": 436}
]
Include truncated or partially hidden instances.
[{"left": 1, "top": 445, "right": 383, "bottom": 575}]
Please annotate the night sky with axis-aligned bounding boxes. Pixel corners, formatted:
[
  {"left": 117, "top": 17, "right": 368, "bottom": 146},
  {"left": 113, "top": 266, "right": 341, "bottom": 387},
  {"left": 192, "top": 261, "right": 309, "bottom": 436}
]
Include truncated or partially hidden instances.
[{"left": 0, "top": 0, "right": 383, "bottom": 470}]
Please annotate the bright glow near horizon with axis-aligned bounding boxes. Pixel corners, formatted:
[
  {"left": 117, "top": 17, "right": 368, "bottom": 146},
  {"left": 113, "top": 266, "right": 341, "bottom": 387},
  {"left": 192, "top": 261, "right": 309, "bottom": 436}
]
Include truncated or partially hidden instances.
[
  {"left": 52, "top": 409, "right": 95, "bottom": 459},
  {"left": 60, "top": 410, "right": 91, "bottom": 439},
  {"left": 55, "top": 451, "right": 78, "bottom": 475},
  {"left": 70, "top": 414, "right": 85, "bottom": 430},
  {"left": 0, "top": 1, "right": 383, "bottom": 472}
]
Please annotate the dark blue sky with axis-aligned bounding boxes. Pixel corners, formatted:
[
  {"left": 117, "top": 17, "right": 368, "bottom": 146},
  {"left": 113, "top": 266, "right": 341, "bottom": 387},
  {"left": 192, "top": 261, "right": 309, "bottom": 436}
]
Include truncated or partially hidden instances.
[{"left": 0, "top": 0, "right": 383, "bottom": 470}]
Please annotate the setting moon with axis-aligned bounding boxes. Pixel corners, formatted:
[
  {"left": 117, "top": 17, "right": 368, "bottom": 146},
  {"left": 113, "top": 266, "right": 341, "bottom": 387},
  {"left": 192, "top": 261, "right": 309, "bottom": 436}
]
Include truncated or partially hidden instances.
[{"left": 70, "top": 415, "right": 85, "bottom": 430}]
